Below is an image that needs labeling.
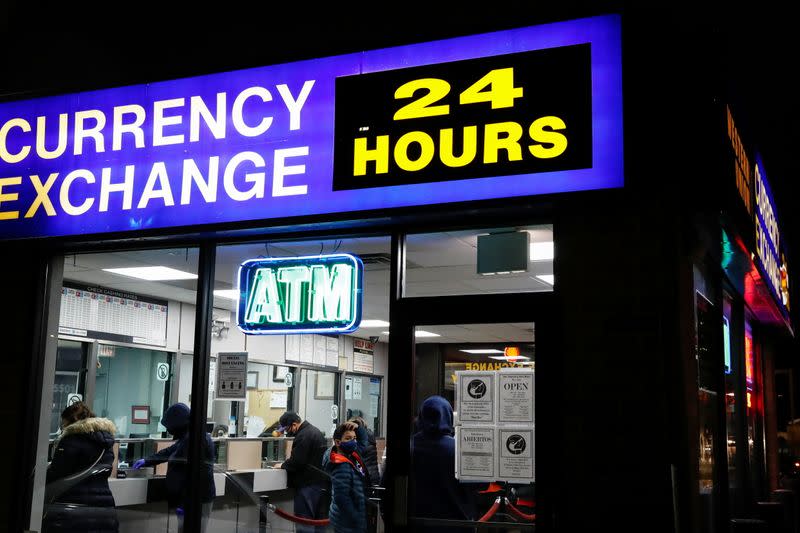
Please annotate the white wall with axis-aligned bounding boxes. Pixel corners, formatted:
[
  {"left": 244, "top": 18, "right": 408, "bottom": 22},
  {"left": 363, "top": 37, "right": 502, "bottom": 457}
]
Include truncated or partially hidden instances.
[{"left": 176, "top": 302, "right": 390, "bottom": 436}]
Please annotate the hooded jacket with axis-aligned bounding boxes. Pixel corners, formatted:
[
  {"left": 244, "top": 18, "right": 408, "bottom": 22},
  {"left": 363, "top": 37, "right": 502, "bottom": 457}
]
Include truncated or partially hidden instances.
[
  {"left": 141, "top": 403, "right": 216, "bottom": 507},
  {"left": 354, "top": 424, "right": 379, "bottom": 486},
  {"left": 44, "top": 417, "right": 119, "bottom": 533},
  {"left": 322, "top": 445, "right": 367, "bottom": 533},
  {"left": 410, "top": 396, "right": 475, "bottom": 528}
]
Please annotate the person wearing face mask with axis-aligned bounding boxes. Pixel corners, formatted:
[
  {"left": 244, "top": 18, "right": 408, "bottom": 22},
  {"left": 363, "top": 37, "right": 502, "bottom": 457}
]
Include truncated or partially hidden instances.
[
  {"left": 132, "top": 402, "right": 216, "bottom": 532},
  {"left": 273, "top": 411, "right": 329, "bottom": 533},
  {"left": 323, "top": 422, "right": 368, "bottom": 533}
]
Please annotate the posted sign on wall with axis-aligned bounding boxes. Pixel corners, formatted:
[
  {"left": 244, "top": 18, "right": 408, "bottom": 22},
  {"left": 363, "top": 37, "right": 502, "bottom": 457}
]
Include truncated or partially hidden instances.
[{"left": 0, "top": 15, "right": 621, "bottom": 240}]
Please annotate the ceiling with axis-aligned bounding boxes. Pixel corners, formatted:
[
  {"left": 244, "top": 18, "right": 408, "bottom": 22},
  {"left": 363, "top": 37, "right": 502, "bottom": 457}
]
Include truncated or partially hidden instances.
[{"left": 63, "top": 225, "right": 552, "bottom": 344}]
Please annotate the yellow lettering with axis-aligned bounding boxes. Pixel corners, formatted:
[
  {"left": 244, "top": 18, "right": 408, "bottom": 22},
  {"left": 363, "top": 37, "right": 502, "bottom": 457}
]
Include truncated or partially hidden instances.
[
  {"left": 0, "top": 118, "right": 32, "bottom": 164},
  {"left": 529, "top": 116, "right": 568, "bottom": 158},
  {"left": 483, "top": 121, "right": 523, "bottom": 163},
  {"left": 25, "top": 173, "right": 59, "bottom": 218},
  {"left": 395, "top": 131, "right": 435, "bottom": 172},
  {"left": 354, "top": 135, "right": 390, "bottom": 176},
  {"left": 0, "top": 176, "right": 22, "bottom": 220},
  {"left": 439, "top": 126, "right": 477, "bottom": 167}
]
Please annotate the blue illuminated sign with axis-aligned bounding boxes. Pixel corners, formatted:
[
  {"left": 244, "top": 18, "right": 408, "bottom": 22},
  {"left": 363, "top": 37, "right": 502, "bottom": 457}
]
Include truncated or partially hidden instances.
[
  {"left": 237, "top": 254, "right": 363, "bottom": 334},
  {"left": 754, "top": 155, "right": 791, "bottom": 315},
  {"left": 0, "top": 15, "right": 622, "bottom": 240}
]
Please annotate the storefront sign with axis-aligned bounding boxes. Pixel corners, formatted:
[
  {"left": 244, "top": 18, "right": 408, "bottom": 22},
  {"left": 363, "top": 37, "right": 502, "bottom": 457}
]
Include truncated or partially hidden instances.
[
  {"left": 237, "top": 254, "right": 363, "bottom": 334},
  {"left": 456, "top": 426, "right": 497, "bottom": 481},
  {"left": 498, "top": 428, "right": 535, "bottom": 482},
  {"left": 456, "top": 371, "right": 496, "bottom": 424},
  {"left": 754, "top": 156, "right": 790, "bottom": 314},
  {"left": 215, "top": 352, "right": 248, "bottom": 400},
  {"left": 58, "top": 281, "right": 168, "bottom": 346},
  {"left": 0, "top": 15, "right": 622, "bottom": 240},
  {"left": 498, "top": 370, "right": 534, "bottom": 425},
  {"left": 352, "top": 338, "right": 375, "bottom": 373},
  {"left": 726, "top": 106, "right": 753, "bottom": 216},
  {"left": 155, "top": 362, "right": 169, "bottom": 381}
]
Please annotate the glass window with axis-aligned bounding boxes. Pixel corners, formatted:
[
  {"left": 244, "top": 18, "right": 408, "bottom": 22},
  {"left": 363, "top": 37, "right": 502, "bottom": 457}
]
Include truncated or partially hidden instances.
[
  {"left": 410, "top": 322, "right": 535, "bottom": 529},
  {"left": 209, "top": 236, "right": 390, "bottom": 531},
  {"left": 405, "top": 224, "right": 554, "bottom": 297},
  {"left": 93, "top": 345, "right": 174, "bottom": 438},
  {"left": 722, "top": 293, "right": 741, "bottom": 506},
  {"left": 30, "top": 248, "right": 199, "bottom": 533},
  {"left": 50, "top": 340, "right": 88, "bottom": 437},
  {"left": 345, "top": 375, "right": 382, "bottom": 437}
]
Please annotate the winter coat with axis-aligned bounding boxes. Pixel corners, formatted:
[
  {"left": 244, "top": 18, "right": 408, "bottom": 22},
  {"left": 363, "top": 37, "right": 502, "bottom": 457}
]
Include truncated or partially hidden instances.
[
  {"left": 44, "top": 417, "right": 119, "bottom": 533},
  {"left": 141, "top": 403, "right": 216, "bottom": 508},
  {"left": 410, "top": 396, "right": 475, "bottom": 529},
  {"left": 281, "top": 420, "right": 328, "bottom": 488},
  {"left": 354, "top": 425, "right": 379, "bottom": 486},
  {"left": 322, "top": 446, "right": 368, "bottom": 533}
]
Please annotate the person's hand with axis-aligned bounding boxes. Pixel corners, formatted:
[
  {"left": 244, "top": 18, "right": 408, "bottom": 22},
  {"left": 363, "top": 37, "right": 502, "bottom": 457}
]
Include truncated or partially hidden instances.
[
  {"left": 273, "top": 462, "right": 282, "bottom": 469},
  {"left": 344, "top": 421, "right": 358, "bottom": 432},
  {"left": 132, "top": 459, "right": 146, "bottom": 469}
]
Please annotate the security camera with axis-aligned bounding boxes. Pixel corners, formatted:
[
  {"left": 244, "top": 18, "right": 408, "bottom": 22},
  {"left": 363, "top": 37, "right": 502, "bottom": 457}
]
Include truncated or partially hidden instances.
[{"left": 369, "top": 336, "right": 379, "bottom": 344}]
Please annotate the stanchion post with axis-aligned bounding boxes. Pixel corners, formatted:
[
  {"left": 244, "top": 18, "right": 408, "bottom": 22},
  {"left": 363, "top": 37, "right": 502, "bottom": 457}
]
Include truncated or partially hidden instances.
[{"left": 259, "top": 495, "right": 270, "bottom": 533}]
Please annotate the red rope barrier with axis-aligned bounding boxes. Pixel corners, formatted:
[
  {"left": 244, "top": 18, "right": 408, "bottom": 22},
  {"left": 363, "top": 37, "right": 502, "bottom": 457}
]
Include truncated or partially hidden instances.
[
  {"left": 478, "top": 498, "right": 502, "bottom": 522},
  {"left": 506, "top": 501, "right": 536, "bottom": 522},
  {"left": 272, "top": 506, "right": 331, "bottom": 526}
]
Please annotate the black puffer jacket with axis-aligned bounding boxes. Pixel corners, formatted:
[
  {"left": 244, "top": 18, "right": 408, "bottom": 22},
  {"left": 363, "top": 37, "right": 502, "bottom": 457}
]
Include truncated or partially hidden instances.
[
  {"left": 281, "top": 421, "right": 328, "bottom": 488},
  {"left": 44, "top": 417, "right": 118, "bottom": 533},
  {"left": 141, "top": 402, "right": 216, "bottom": 508},
  {"left": 355, "top": 425, "right": 380, "bottom": 486}
]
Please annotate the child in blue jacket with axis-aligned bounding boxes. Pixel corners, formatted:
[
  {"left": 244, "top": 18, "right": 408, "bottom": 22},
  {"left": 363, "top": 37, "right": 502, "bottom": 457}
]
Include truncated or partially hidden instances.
[{"left": 322, "top": 422, "right": 368, "bottom": 533}]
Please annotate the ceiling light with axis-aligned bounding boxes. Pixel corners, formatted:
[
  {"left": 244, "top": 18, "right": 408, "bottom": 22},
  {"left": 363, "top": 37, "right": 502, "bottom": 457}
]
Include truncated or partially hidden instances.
[
  {"left": 213, "top": 289, "right": 239, "bottom": 300},
  {"left": 530, "top": 241, "right": 554, "bottom": 261},
  {"left": 360, "top": 319, "right": 390, "bottom": 328},
  {"left": 460, "top": 349, "right": 504, "bottom": 354},
  {"left": 377, "top": 330, "right": 441, "bottom": 338},
  {"left": 489, "top": 355, "right": 531, "bottom": 361},
  {"left": 103, "top": 266, "right": 198, "bottom": 281},
  {"left": 535, "top": 274, "right": 554, "bottom": 285}
]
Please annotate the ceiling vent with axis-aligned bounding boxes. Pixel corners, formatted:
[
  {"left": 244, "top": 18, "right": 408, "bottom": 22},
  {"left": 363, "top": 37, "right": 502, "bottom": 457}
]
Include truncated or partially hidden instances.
[{"left": 358, "top": 253, "right": 392, "bottom": 269}]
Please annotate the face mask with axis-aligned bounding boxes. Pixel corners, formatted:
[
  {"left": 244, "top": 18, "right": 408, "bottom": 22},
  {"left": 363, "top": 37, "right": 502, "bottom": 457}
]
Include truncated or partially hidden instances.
[{"left": 340, "top": 439, "right": 357, "bottom": 453}]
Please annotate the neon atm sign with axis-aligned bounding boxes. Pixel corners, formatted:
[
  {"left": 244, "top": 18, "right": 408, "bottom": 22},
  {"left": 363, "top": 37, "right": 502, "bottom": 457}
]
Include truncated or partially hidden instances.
[{"left": 237, "top": 254, "right": 363, "bottom": 334}]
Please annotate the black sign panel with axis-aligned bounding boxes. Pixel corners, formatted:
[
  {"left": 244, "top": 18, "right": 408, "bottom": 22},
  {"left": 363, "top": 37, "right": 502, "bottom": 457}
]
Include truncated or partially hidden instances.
[{"left": 333, "top": 44, "right": 592, "bottom": 190}]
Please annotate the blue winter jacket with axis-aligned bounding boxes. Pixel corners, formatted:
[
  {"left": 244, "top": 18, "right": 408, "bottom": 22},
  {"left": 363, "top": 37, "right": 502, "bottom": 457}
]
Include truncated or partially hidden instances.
[
  {"left": 322, "top": 445, "right": 368, "bottom": 533},
  {"left": 410, "top": 396, "right": 475, "bottom": 526}
]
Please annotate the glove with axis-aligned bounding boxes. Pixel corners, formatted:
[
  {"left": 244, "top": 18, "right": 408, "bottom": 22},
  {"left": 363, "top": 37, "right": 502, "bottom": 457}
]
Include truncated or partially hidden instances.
[{"left": 132, "top": 459, "right": 146, "bottom": 469}]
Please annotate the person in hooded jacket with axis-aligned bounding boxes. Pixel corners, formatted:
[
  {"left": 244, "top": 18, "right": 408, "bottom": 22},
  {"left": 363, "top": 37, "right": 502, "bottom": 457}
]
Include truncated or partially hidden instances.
[
  {"left": 409, "top": 395, "right": 475, "bottom": 531},
  {"left": 323, "top": 422, "right": 368, "bottom": 533},
  {"left": 133, "top": 402, "right": 216, "bottom": 532},
  {"left": 44, "top": 401, "right": 119, "bottom": 533}
]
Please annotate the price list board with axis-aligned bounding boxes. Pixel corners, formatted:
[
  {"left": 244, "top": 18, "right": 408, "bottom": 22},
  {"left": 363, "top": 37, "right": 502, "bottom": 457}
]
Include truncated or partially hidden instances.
[{"left": 58, "top": 281, "right": 168, "bottom": 346}]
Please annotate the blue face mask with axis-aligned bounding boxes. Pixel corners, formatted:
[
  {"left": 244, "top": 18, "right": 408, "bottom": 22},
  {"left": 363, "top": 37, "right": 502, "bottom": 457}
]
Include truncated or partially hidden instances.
[{"left": 339, "top": 439, "right": 357, "bottom": 453}]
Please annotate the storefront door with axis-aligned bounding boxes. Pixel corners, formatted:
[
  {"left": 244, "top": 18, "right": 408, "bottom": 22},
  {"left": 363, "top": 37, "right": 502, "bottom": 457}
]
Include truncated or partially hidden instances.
[{"left": 384, "top": 290, "right": 555, "bottom": 532}]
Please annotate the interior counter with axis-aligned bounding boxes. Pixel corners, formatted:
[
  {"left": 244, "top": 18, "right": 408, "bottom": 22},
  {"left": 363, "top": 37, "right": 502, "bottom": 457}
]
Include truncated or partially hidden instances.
[{"left": 109, "top": 469, "right": 286, "bottom": 507}]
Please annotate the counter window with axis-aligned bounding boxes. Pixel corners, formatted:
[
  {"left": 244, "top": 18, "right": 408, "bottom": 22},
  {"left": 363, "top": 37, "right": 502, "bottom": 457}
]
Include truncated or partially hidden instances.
[{"left": 30, "top": 247, "right": 200, "bottom": 533}]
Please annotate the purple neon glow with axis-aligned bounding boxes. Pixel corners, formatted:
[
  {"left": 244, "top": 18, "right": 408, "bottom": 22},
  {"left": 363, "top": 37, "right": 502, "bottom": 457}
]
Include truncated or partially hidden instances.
[{"left": 0, "top": 15, "right": 622, "bottom": 240}]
